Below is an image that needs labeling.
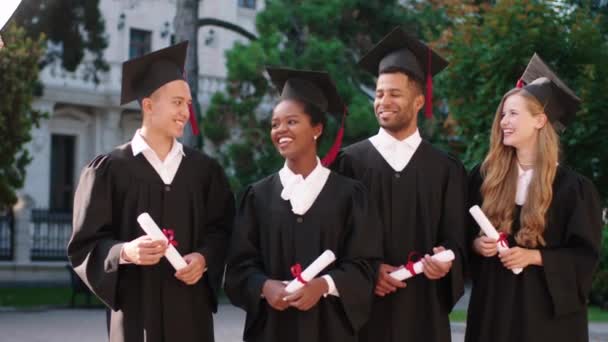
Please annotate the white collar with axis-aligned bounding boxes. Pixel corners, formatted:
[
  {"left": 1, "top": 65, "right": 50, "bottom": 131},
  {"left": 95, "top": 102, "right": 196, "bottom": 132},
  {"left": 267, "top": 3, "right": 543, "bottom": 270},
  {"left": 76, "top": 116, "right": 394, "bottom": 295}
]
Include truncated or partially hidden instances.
[
  {"left": 515, "top": 163, "right": 534, "bottom": 205},
  {"left": 373, "top": 127, "right": 422, "bottom": 150},
  {"left": 279, "top": 158, "right": 330, "bottom": 216},
  {"left": 131, "top": 129, "right": 185, "bottom": 158},
  {"left": 369, "top": 128, "right": 422, "bottom": 172}
]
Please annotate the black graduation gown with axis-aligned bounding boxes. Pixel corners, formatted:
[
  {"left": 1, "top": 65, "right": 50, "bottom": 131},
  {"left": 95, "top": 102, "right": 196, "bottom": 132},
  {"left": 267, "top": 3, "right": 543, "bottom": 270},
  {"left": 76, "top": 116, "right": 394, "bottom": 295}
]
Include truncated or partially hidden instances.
[
  {"left": 67, "top": 143, "right": 235, "bottom": 342},
  {"left": 224, "top": 171, "right": 382, "bottom": 342},
  {"left": 332, "top": 139, "right": 467, "bottom": 342},
  {"left": 465, "top": 165, "right": 602, "bottom": 342}
]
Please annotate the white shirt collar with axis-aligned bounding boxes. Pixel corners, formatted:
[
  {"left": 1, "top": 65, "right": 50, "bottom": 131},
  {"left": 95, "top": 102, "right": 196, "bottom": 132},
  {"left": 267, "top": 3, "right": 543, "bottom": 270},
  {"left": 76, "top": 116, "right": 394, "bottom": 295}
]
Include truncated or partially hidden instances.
[
  {"left": 369, "top": 128, "right": 422, "bottom": 172},
  {"left": 131, "top": 129, "right": 185, "bottom": 158},
  {"left": 374, "top": 127, "right": 422, "bottom": 149},
  {"left": 279, "top": 158, "right": 330, "bottom": 216},
  {"left": 130, "top": 129, "right": 185, "bottom": 185},
  {"left": 515, "top": 164, "right": 534, "bottom": 205}
]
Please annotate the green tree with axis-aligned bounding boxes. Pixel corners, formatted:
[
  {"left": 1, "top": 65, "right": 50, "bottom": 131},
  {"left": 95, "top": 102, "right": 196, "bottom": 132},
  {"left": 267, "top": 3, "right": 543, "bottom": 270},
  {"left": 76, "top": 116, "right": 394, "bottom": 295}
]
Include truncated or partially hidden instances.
[
  {"left": 11, "top": 0, "right": 109, "bottom": 83},
  {"left": 443, "top": 0, "right": 608, "bottom": 202},
  {"left": 204, "top": 0, "right": 449, "bottom": 193},
  {"left": 0, "top": 24, "right": 46, "bottom": 209}
]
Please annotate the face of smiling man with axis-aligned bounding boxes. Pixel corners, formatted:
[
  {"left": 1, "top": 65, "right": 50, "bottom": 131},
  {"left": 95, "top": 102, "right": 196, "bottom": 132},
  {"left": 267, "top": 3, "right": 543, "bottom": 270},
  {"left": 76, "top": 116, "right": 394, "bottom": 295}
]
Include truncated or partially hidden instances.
[
  {"left": 374, "top": 71, "right": 424, "bottom": 138},
  {"left": 141, "top": 79, "right": 192, "bottom": 139}
]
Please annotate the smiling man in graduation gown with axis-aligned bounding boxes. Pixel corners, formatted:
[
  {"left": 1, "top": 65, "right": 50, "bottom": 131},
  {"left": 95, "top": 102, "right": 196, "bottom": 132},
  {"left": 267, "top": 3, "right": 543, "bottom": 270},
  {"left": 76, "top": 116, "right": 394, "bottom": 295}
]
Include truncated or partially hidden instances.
[
  {"left": 67, "top": 41, "right": 235, "bottom": 342},
  {"left": 332, "top": 27, "right": 467, "bottom": 342}
]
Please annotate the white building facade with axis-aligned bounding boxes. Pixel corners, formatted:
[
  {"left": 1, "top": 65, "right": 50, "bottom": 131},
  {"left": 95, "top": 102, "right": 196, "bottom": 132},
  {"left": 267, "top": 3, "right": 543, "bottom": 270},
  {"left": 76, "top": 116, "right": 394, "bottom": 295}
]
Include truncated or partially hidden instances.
[{"left": 0, "top": 0, "right": 263, "bottom": 284}]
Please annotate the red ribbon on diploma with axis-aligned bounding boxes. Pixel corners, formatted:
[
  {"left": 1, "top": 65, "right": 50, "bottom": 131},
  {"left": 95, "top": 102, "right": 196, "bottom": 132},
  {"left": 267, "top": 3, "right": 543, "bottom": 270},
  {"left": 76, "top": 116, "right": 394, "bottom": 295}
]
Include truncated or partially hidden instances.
[
  {"left": 162, "top": 228, "right": 179, "bottom": 247},
  {"left": 404, "top": 251, "right": 421, "bottom": 277},
  {"left": 290, "top": 263, "right": 308, "bottom": 285},
  {"left": 497, "top": 232, "right": 509, "bottom": 249}
]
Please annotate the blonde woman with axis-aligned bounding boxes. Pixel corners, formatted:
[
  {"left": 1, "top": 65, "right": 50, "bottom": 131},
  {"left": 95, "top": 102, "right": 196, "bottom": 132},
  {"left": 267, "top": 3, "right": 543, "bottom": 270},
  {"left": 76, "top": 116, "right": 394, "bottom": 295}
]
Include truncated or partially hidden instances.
[{"left": 465, "top": 54, "right": 602, "bottom": 342}]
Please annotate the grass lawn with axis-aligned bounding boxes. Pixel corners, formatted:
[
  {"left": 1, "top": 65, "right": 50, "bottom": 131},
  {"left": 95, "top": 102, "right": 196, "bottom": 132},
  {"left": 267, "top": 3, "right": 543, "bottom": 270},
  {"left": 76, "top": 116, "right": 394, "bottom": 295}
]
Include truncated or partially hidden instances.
[
  {"left": 449, "top": 309, "right": 467, "bottom": 322},
  {"left": 0, "top": 287, "right": 102, "bottom": 308},
  {"left": 2, "top": 287, "right": 608, "bottom": 323}
]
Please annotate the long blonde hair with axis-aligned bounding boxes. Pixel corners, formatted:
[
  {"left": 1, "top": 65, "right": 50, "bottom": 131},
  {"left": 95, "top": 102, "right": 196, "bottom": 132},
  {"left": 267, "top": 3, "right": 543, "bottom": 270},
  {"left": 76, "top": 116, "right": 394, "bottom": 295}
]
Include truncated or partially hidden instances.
[{"left": 480, "top": 88, "right": 559, "bottom": 248}]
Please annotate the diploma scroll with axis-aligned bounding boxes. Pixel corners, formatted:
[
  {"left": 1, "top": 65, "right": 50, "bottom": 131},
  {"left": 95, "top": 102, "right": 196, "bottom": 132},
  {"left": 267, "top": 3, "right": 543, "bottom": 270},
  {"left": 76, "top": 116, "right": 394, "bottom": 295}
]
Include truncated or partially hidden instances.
[
  {"left": 137, "top": 213, "right": 188, "bottom": 271},
  {"left": 389, "top": 250, "right": 455, "bottom": 281},
  {"left": 285, "top": 250, "right": 336, "bottom": 293},
  {"left": 469, "top": 205, "right": 523, "bottom": 274}
]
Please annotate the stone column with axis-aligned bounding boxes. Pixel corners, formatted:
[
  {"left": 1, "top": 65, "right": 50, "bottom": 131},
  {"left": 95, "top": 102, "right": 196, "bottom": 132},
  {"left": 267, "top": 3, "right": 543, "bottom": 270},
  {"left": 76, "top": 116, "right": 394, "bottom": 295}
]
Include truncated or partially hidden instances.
[{"left": 12, "top": 195, "right": 34, "bottom": 264}]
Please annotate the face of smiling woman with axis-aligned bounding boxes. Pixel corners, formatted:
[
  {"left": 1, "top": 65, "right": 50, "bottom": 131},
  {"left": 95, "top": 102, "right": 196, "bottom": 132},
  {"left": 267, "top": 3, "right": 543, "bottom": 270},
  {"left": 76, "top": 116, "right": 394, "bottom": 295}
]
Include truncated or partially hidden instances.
[
  {"left": 270, "top": 99, "right": 322, "bottom": 161},
  {"left": 500, "top": 93, "right": 546, "bottom": 150}
]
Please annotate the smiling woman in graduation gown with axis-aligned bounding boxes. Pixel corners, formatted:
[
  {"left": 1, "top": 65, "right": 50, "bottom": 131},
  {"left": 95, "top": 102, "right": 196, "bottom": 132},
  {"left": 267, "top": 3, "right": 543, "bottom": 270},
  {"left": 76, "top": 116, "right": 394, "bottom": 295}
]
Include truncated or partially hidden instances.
[
  {"left": 67, "top": 42, "right": 235, "bottom": 342},
  {"left": 465, "top": 54, "right": 602, "bottom": 342},
  {"left": 224, "top": 68, "right": 381, "bottom": 342}
]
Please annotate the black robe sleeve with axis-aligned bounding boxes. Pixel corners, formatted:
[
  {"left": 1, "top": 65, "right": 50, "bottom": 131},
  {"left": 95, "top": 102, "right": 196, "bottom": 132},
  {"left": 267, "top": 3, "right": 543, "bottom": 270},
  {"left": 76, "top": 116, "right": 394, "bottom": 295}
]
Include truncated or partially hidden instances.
[
  {"left": 541, "top": 175, "right": 602, "bottom": 317},
  {"left": 331, "top": 149, "right": 355, "bottom": 178},
  {"left": 224, "top": 185, "right": 269, "bottom": 333},
  {"left": 196, "top": 160, "right": 236, "bottom": 300},
  {"left": 436, "top": 158, "right": 467, "bottom": 311},
  {"left": 67, "top": 155, "right": 123, "bottom": 310},
  {"left": 466, "top": 165, "right": 484, "bottom": 276},
  {"left": 325, "top": 181, "right": 381, "bottom": 331}
]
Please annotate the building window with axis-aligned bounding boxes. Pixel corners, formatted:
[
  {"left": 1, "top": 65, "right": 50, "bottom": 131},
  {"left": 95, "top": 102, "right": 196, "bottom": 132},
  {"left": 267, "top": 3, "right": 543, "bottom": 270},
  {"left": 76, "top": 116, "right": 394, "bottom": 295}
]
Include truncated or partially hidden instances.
[
  {"left": 238, "top": 0, "right": 256, "bottom": 10},
  {"left": 129, "top": 28, "right": 152, "bottom": 59},
  {"left": 49, "top": 134, "right": 76, "bottom": 212}
]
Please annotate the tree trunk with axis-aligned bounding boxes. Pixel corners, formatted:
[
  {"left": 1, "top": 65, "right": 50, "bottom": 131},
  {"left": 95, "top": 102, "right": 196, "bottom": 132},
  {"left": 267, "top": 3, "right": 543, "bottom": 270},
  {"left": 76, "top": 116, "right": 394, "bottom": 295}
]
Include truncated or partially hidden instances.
[{"left": 173, "top": 0, "right": 199, "bottom": 147}]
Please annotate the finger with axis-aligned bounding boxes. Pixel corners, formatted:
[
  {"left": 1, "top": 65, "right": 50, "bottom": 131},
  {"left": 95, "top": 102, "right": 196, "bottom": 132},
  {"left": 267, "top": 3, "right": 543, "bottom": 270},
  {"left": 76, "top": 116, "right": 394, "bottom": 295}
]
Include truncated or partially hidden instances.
[
  {"left": 423, "top": 257, "right": 442, "bottom": 274},
  {"left": 376, "top": 280, "right": 397, "bottom": 293},
  {"left": 384, "top": 274, "right": 406, "bottom": 288},
  {"left": 138, "top": 240, "right": 162, "bottom": 248},
  {"left": 433, "top": 246, "right": 445, "bottom": 254},
  {"left": 380, "top": 265, "right": 400, "bottom": 273},
  {"left": 375, "top": 288, "right": 387, "bottom": 296},
  {"left": 283, "top": 291, "right": 303, "bottom": 302}
]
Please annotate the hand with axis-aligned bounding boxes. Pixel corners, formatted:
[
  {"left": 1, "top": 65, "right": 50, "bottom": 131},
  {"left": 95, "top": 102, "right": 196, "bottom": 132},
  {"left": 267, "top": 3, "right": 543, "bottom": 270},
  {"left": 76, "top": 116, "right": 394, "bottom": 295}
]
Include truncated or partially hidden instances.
[
  {"left": 262, "top": 280, "right": 290, "bottom": 311},
  {"left": 284, "top": 278, "right": 328, "bottom": 311},
  {"left": 499, "top": 247, "right": 542, "bottom": 270},
  {"left": 422, "top": 246, "right": 453, "bottom": 280},
  {"left": 473, "top": 235, "right": 498, "bottom": 257},
  {"left": 175, "top": 252, "right": 206, "bottom": 285},
  {"left": 375, "top": 263, "right": 406, "bottom": 297},
  {"left": 122, "top": 236, "right": 167, "bottom": 265}
]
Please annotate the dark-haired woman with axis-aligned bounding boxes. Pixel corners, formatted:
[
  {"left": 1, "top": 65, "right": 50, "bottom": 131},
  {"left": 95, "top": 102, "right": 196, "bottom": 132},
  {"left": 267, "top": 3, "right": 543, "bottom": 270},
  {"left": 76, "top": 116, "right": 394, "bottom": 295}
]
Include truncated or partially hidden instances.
[{"left": 224, "top": 68, "right": 381, "bottom": 342}]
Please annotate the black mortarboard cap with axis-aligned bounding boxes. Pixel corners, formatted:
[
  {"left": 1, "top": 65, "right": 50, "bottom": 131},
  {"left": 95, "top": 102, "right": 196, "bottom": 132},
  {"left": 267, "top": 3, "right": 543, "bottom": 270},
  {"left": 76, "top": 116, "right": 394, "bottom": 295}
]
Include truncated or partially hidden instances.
[
  {"left": 358, "top": 27, "right": 448, "bottom": 81},
  {"left": 120, "top": 41, "right": 188, "bottom": 105},
  {"left": 358, "top": 27, "right": 448, "bottom": 118},
  {"left": 266, "top": 67, "right": 346, "bottom": 118},
  {"left": 517, "top": 53, "right": 581, "bottom": 131}
]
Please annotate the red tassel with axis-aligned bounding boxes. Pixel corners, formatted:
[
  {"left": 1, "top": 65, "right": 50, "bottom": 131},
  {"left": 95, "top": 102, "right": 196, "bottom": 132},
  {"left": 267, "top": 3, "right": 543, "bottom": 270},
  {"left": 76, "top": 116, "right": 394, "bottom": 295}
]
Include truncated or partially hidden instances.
[
  {"left": 188, "top": 102, "right": 200, "bottom": 136},
  {"left": 321, "top": 108, "right": 347, "bottom": 167},
  {"left": 424, "top": 47, "right": 433, "bottom": 119},
  {"left": 183, "top": 71, "right": 200, "bottom": 136},
  {"left": 516, "top": 78, "right": 524, "bottom": 89}
]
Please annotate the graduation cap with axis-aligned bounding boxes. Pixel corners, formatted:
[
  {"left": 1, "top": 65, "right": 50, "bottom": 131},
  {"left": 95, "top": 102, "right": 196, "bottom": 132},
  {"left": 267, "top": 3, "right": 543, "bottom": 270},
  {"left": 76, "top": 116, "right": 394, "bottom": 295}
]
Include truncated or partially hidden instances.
[
  {"left": 358, "top": 27, "right": 449, "bottom": 118},
  {"left": 515, "top": 53, "right": 581, "bottom": 132},
  {"left": 120, "top": 41, "right": 199, "bottom": 135},
  {"left": 266, "top": 67, "right": 347, "bottom": 166},
  {"left": 0, "top": 0, "right": 23, "bottom": 31}
]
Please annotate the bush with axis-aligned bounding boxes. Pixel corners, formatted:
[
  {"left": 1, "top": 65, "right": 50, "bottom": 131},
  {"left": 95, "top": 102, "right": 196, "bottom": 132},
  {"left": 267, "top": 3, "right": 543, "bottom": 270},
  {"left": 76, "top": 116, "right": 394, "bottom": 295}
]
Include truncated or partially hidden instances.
[{"left": 590, "top": 225, "right": 608, "bottom": 308}]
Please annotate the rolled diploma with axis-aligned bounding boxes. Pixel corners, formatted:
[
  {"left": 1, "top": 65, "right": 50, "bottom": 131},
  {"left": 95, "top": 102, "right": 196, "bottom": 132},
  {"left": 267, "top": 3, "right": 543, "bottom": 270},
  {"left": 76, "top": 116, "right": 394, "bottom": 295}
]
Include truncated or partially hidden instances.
[
  {"left": 469, "top": 205, "right": 523, "bottom": 274},
  {"left": 389, "top": 249, "right": 455, "bottom": 281},
  {"left": 284, "top": 250, "right": 336, "bottom": 293},
  {"left": 137, "top": 213, "right": 188, "bottom": 271}
]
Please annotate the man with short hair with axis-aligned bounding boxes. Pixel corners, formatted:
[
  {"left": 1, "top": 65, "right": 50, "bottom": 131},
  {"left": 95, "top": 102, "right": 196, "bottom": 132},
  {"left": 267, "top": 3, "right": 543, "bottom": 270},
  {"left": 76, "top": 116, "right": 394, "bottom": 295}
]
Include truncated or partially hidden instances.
[
  {"left": 68, "top": 41, "right": 235, "bottom": 342},
  {"left": 333, "top": 27, "right": 467, "bottom": 342}
]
